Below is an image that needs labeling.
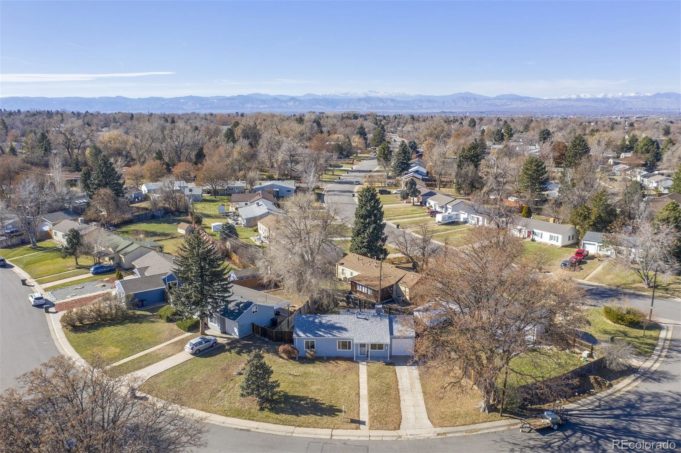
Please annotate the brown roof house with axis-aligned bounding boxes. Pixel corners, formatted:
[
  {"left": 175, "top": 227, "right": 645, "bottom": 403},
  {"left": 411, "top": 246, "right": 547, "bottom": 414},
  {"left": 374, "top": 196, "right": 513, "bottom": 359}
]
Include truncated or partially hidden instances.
[{"left": 336, "top": 253, "right": 421, "bottom": 304}]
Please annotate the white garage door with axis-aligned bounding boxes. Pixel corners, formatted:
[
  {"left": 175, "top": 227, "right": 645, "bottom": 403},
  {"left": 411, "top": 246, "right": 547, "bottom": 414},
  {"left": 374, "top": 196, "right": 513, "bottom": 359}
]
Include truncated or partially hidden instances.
[{"left": 391, "top": 338, "right": 414, "bottom": 356}]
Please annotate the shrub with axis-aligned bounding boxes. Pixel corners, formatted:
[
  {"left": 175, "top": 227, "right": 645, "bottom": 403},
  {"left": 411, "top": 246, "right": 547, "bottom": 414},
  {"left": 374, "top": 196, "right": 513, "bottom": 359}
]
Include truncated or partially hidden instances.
[
  {"left": 115, "top": 270, "right": 123, "bottom": 280},
  {"left": 603, "top": 305, "right": 645, "bottom": 328},
  {"left": 61, "top": 295, "right": 129, "bottom": 330},
  {"left": 277, "top": 344, "right": 298, "bottom": 360},
  {"left": 176, "top": 317, "right": 199, "bottom": 332},
  {"left": 158, "top": 305, "right": 178, "bottom": 322}
]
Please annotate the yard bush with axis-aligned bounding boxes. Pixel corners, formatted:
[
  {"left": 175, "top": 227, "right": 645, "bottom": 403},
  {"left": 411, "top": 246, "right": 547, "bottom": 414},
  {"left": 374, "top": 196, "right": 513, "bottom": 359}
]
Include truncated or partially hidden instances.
[
  {"left": 603, "top": 305, "right": 645, "bottom": 328},
  {"left": 61, "top": 295, "right": 129, "bottom": 330},
  {"left": 157, "top": 305, "right": 178, "bottom": 322},
  {"left": 175, "top": 317, "right": 199, "bottom": 332},
  {"left": 277, "top": 344, "right": 299, "bottom": 360}
]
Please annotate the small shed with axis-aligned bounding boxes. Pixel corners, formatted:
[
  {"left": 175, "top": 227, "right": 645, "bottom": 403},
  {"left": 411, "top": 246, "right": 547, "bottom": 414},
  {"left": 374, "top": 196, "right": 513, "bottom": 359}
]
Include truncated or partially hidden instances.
[{"left": 211, "top": 222, "right": 224, "bottom": 232}]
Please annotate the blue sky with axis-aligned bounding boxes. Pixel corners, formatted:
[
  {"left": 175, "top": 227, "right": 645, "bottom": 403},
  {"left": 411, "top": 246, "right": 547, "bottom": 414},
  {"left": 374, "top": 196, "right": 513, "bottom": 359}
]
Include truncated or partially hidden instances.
[{"left": 1, "top": 1, "right": 679, "bottom": 98}]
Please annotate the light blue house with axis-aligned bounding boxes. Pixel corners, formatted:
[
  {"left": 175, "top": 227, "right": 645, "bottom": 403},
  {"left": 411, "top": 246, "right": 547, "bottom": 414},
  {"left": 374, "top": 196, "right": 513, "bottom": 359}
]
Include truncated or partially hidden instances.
[
  {"left": 207, "top": 285, "right": 289, "bottom": 338},
  {"left": 293, "top": 310, "right": 415, "bottom": 361}
]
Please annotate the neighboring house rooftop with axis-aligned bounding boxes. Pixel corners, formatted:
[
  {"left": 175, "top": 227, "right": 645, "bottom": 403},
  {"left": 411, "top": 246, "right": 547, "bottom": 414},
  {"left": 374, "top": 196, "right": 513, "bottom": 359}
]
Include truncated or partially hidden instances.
[
  {"left": 132, "top": 250, "right": 175, "bottom": 277},
  {"left": 219, "top": 301, "right": 254, "bottom": 321},
  {"left": 294, "top": 312, "right": 414, "bottom": 343},
  {"left": 231, "top": 191, "right": 276, "bottom": 204},
  {"left": 428, "top": 193, "right": 456, "bottom": 206},
  {"left": 238, "top": 200, "right": 279, "bottom": 220},
  {"left": 254, "top": 180, "right": 296, "bottom": 190},
  {"left": 52, "top": 219, "right": 96, "bottom": 235},
  {"left": 42, "top": 210, "right": 78, "bottom": 225},
  {"left": 513, "top": 217, "right": 576, "bottom": 236},
  {"left": 117, "top": 274, "right": 166, "bottom": 295},
  {"left": 257, "top": 214, "right": 280, "bottom": 230},
  {"left": 582, "top": 231, "right": 605, "bottom": 244},
  {"left": 231, "top": 285, "right": 290, "bottom": 307}
]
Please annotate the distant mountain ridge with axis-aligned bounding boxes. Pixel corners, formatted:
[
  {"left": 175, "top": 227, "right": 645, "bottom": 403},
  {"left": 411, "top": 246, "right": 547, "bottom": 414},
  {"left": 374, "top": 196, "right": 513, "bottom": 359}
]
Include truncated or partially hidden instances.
[{"left": 1, "top": 92, "right": 679, "bottom": 115}]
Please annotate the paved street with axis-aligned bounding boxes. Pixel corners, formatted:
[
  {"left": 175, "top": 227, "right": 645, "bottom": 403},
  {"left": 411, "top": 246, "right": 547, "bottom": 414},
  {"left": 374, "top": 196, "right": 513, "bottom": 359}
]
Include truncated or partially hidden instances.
[{"left": 0, "top": 265, "right": 59, "bottom": 391}]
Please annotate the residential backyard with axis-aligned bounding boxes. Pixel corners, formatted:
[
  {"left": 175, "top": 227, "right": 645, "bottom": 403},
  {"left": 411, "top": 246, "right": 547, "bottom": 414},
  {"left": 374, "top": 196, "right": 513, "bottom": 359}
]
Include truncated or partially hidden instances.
[
  {"left": 141, "top": 340, "right": 360, "bottom": 429},
  {"left": 63, "top": 308, "right": 187, "bottom": 365}
]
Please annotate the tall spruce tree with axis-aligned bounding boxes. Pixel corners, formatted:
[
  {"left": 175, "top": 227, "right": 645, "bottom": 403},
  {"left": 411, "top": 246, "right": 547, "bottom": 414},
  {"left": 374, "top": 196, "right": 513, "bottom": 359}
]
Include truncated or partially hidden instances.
[
  {"left": 81, "top": 146, "right": 124, "bottom": 197},
  {"left": 672, "top": 166, "right": 681, "bottom": 193},
  {"left": 370, "top": 123, "right": 386, "bottom": 148},
  {"left": 350, "top": 187, "right": 387, "bottom": 260},
  {"left": 519, "top": 155, "right": 549, "bottom": 200},
  {"left": 171, "top": 230, "right": 232, "bottom": 334},
  {"left": 240, "top": 350, "right": 279, "bottom": 410},
  {"left": 404, "top": 178, "right": 421, "bottom": 204},
  {"left": 392, "top": 141, "right": 411, "bottom": 176},
  {"left": 62, "top": 229, "right": 84, "bottom": 266},
  {"left": 565, "top": 134, "right": 591, "bottom": 167}
]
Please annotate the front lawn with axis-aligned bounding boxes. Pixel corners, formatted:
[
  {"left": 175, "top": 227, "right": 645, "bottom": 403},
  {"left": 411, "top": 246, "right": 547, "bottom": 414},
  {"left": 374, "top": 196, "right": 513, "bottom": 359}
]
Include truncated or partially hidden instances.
[
  {"left": 107, "top": 334, "right": 198, "bottom": 378},
  {"left": 367, "top": 363, "right": 401, "bottom": 430},
  {"left": 64, "top": 309, "right": 186, "bottom": 365},
  {"left": 419, "top": 364, "right": 501, "bottom": 427},
  {"left": 505, "top": 349, "right": 583, "bottom": 388},
  {"left": 585, "top": 307, "right": 661, "bottom": 356},
  {"left": 586, "top": 261, "right": 681, "bottom": 297},
  {"left": 141, "top": 341, "right": 360, "bottom": 429},
  {"left": 0, "top": 240, "right": 59, "bottom": 259},
  {"left": 11, "top": 247, "right": 94, "bottom": 280},
  {"left": 383, "top": 205, "right": 428, "bottom": 221},
  {"left": 431, "top": 227, "right": 475, "bottom": 247},
  {"left": 522, "top": 242, "right": 599, "bottom": 279}
]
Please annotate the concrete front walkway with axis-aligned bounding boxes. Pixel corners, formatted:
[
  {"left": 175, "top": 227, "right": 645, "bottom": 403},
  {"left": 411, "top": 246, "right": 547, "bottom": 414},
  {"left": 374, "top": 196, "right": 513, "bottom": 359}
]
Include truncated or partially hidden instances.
[
  {"left": 358, "top": 361, "right": 369, "bottom": 430},
  {"left": 128, "top": 350, "right": 195, "bottom": 383},
  {"left": 395, "top": 364, "right": 432, "bottom": 430},
  {"left": 41, "top": 272, "right": 100, "bottom": 289},
  {"left": 107, "top": 332, "right": 193, "bottom": 369}
]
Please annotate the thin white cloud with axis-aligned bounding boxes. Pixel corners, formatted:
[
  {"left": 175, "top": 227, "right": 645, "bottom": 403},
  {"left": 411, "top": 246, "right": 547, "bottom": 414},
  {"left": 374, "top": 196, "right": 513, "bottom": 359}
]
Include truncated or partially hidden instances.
[{"left": 0, "top": 72, "right": 174, "bottom": 83}]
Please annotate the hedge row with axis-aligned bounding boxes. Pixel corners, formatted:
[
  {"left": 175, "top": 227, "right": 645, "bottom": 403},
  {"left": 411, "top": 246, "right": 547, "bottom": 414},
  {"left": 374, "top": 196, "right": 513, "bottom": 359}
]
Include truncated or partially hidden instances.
[{"left": 603, "top": 305, "right": 645, "bottom": 328}]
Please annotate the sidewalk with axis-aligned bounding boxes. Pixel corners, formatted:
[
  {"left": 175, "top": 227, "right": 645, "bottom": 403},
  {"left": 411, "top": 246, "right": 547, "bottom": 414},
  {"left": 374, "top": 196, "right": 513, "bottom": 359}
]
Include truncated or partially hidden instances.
[
  {"left": 42, "top": 272, "right": 98, "bottom": 289},
  {"left": 395, "top": 363, "right": 432, "bottom": 430},
  {"left": 107, "top": 332, "right": 193, "bottom": 369},
  {"left": 129, "top": 351, "right": 194, "bottom": 383},
  {"left": 358, "top": 361, "right": 369, "bottom": 430}
]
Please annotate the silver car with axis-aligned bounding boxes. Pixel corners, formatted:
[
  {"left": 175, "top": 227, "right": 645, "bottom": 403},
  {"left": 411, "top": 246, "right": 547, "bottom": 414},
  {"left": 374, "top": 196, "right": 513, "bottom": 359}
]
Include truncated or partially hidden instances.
[
  {"left": 184, "top": 336, "right": 217, "bottom": 354},
  {"left": 28, "top": 293, "right": 47, "bottom": 307}
]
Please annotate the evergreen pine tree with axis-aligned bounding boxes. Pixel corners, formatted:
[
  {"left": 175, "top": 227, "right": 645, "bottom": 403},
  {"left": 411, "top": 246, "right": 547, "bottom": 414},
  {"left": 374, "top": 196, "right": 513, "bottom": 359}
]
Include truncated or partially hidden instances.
[
  {"left": 62, "top": 229, "right": 83, "bottom": 266},
  {"left": 220, "top": 222, "right": 238, "bottom": 240},
  {"left": 240, "top": 350, "right": 279, "bottom": 410},
  {"left": 356, "top": 125, "right": 368, "bottom": 147},
  {"left": 520, "top": 205, "right": 532, "bottom": 218},
  {"left": 519, "top": 155, "right": 549, "bottom": 199},
  {"left": 350, "top": 187, "right": 387, "bottom": 260},
  {"left": 8, "top": 143, "right": 17, "bottom": 156},
  {"left": 370, "top": 124, "right": 386, "bottom": 148},
  {"left": 565, "top": 134, "right": 591, "bottom": 167},
  {"left": 171, "top": 230, "right": 232, "bottom": 334},
  {"left": 538, "top": 128, "right": 552, "bottom": 143},
  {"left": 92, "top": 155, "right": 125, "bottom": 197},
  {"left": 376, "top": 142, "right": 392, "bottom": 175},
  {"left": 672, "top": 166, "right": 681, "bottom": 193},
  {"left": 502, "top": 122, "right": 514, "bottom": 141},
  {"left": 404, "top": 178, "right": 420, "bottom": 204},
  {"left": 391, "top": 141, "right": 411, "bottom": 176}
]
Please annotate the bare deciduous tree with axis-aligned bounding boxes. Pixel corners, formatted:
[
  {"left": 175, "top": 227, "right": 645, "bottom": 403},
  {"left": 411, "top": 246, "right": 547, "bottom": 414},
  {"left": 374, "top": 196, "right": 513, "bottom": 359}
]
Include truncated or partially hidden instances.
[
  {"left": 393, "top": 224, "right": 439, "bottom": 271},
  {"left": 259, "top": 194, "right": 341, "bottom": 305},
  {"left": 0, "top": 356, "right": 205, "bottom": 452},
  {"left": 11, "top": 176, "right": 52, "bottom": 246},
  {"left": 608, "top": 220, "right": 678, "bottom": 288},
  {"left": 417, "top": 228, "right": 583, "bottom": 412}
]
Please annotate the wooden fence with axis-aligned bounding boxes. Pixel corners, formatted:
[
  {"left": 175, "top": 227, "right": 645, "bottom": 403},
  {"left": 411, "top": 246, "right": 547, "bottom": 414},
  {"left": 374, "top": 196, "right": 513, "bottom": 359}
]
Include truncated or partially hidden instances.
[{"left": 252, "top": 323, "right": 293, "bottom": 343}]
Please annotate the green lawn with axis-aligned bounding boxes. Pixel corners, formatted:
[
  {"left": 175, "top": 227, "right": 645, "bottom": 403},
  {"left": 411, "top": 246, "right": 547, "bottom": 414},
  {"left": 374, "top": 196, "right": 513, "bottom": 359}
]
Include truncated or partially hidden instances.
[
  {"left": 505, "top": 349, "right": 583, "bottom": 388},
  {"left": 44, "top": 273, "right": 122, "bottom": 291},
  {"left": 367, "top": 363, "right": 401, "bottom": 430},
  {"left": 64, "top": 309, "right": 185, "bottom": 365},
  {"left": 35, "top": 267, "right": 96, "bottom": 285},
  {"left": 383, "top": 206, "right": 428, "bottom": 220},
  {"left": 0, "top": 240, "right": 59, "bottom": 259},
  {"left": 11, "top": 248, "right": 95, "bottom": 280},
  {"left": 117, "top": 218, "right": 186, "bottom": 255},
  {"left": 142, "top": 340, "right": 360, "bottom": 429},
  {"left": 192, "top": 196, "right": 231, "bottom": 218},
  {"left": 585, "top": 307, "right": 661, "bottom": 356},
  {"left": 378, "top": 194, "right": 402, "bottom": 204},
  {"left": 107, "top": 334, "right": 198, "bottom": 378},
  {"left": 431, "top": 227, "right": 475, "bottom": 247}
]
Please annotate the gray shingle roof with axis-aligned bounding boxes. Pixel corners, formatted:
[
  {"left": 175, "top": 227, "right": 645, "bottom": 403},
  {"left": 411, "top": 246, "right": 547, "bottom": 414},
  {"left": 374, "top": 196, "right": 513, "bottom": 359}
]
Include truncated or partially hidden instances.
[
  {"left": 390, "top": 316, "right": 415, "bottom": 338},
  {"left": 582, "top": 231, "right": 604, "bottom": 244},
  {"left": 117, "top": 274, "right": 166, "bottom": 294},
  {"left": 132, "top": 251, "right": 175, "bottom": 277},
  {"left": 294, "top": 312, "right": 393, "bottom": 344},
  {"left": 220, "top": 301, "right": 253, "bottom": 321},
  {"left": 428, "top": 194, "right": 456, "bottom": 206},
  {"left": 513, "top": 217, "right": 577, "bottom": 236}
]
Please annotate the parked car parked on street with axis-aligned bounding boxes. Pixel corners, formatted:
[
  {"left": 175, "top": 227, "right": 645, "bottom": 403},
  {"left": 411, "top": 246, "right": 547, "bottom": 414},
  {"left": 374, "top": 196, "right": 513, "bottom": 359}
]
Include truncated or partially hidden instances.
[
  {"left": 28, "top": 293, "right": 47, "bottom": 307},
  {"left": 184, "top": 336, "right": 217, "bottom": 355},
  {"left": 0, "top": 256, "right": 7, "bottom": 267},
  {"left": 90, "top": 264, "right": 116, "bottom": 275}
]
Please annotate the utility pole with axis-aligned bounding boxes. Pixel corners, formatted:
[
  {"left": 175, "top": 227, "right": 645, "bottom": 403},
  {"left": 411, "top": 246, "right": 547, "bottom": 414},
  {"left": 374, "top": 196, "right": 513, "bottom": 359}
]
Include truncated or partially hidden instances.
[{"left": 643, "top": 267, "right": 658, "bottom": 337}]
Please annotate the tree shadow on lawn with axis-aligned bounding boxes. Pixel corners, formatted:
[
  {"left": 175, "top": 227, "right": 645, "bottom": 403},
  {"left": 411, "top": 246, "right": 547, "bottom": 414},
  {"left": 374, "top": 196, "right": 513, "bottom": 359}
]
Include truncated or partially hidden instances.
[
  {"left": 266, "top": 392, "right": 343, "bottom": 418},
  {"left": 66, "top": 312, "right": 160, "bottom": 333}
]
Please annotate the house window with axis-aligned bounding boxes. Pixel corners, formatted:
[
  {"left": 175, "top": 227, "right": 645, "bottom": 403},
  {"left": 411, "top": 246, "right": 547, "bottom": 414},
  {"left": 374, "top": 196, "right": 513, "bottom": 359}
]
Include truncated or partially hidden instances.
[
  {"left": 549, "top": 234, "right": 559, "bottom": 243},
  {"left": 337, "top": 340, "right": 352, "bottom": 351},
  {"left": 356, "top": 284, "right": 374, "bottom": 295},
  {"left": 304, "top": 340, "right": 316, "bottom": 351},
  {"left": 370, "top": 343, "right": 385, "bottom": 351},
  {"left": 534, "top": 231, "right": 543, "bottom": 239}
]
